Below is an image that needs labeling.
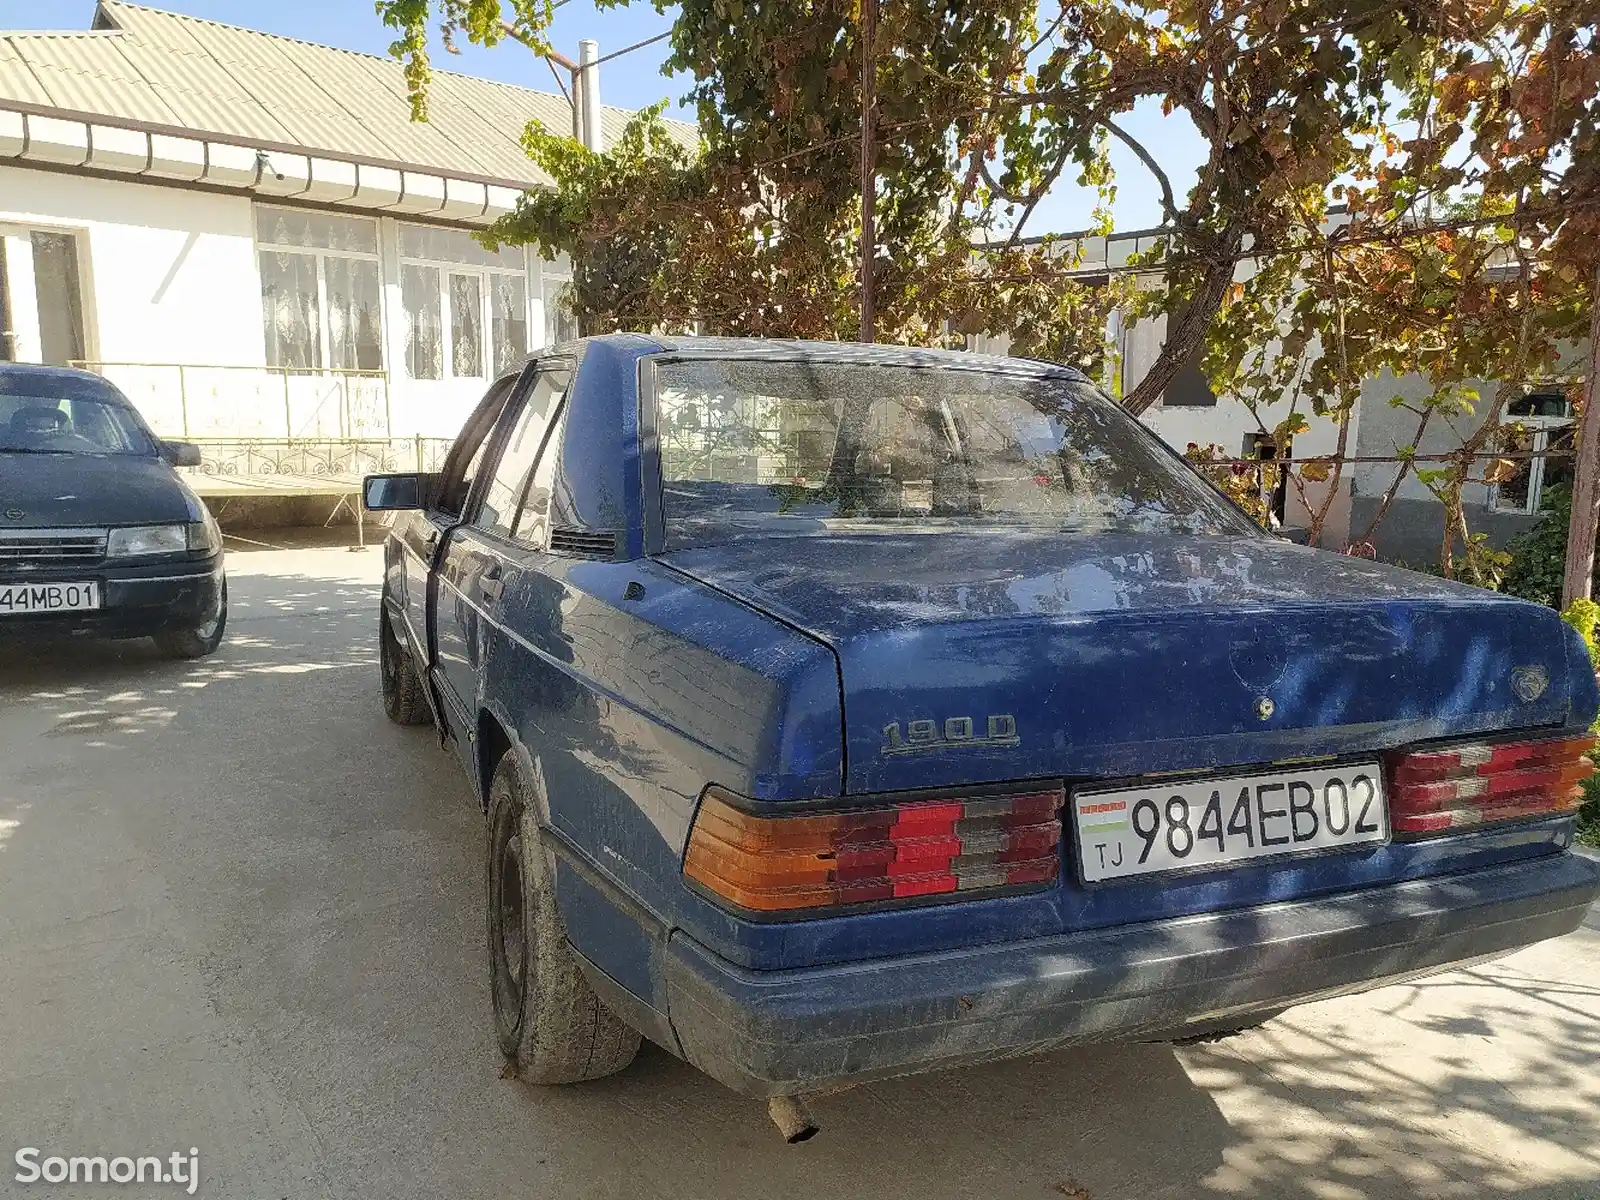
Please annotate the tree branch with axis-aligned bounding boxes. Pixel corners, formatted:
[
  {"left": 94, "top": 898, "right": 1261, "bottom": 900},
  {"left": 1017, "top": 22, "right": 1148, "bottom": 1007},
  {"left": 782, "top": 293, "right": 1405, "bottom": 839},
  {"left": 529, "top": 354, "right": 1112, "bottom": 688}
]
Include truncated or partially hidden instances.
[
  {"left": 1102, "top": 118, "right": 1180, "bottom": 224},
  {"left": 1355, "top": 409, "right": 1433, "bottom": 546}
]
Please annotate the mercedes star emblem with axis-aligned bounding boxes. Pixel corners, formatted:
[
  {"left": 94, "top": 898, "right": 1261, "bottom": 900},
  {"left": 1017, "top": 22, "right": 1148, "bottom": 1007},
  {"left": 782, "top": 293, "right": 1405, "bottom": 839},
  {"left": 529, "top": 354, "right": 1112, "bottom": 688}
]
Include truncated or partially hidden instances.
[{"left": 1510, "top": 665, "right": 1549, "bottom": 703}]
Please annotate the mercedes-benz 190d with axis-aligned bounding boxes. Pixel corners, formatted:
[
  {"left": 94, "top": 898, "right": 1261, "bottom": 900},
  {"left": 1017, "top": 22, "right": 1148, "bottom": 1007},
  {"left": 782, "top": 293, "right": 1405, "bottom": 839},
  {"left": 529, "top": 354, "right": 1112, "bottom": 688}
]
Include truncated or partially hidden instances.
[{"left": 363, "top": 335, "right": 1600, "bottom": 1142}]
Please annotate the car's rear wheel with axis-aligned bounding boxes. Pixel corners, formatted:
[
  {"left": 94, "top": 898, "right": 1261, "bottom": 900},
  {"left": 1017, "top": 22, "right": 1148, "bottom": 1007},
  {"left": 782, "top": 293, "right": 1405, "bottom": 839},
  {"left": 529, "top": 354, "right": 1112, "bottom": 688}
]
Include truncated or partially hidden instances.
[
  {"left": 380, "top": 609, "right": 431, "bottom": 726},
  {"left": 154, "top": 578, "right": 228, "bottom": 659},
  {"left": 486, "top": 752, "right": 640, "bottom": 1084}
]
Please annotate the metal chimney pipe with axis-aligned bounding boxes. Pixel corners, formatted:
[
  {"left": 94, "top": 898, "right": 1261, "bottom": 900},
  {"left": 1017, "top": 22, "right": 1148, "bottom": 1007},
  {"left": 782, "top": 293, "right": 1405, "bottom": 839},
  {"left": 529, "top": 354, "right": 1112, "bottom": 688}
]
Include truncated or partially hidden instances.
[{"left": 577, "top": 39, "right": 602, "bottom": 152}]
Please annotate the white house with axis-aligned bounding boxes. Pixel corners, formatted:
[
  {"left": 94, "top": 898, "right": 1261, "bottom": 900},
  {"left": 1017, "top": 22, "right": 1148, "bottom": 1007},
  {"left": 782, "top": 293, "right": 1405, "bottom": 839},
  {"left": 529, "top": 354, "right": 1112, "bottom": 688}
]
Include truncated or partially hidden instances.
[
  {"left": 0, "top": 1, "right": 692, "bottom": 460},
  {"left": 975, "top": 228, "right": 1592, "bottom": 560}
]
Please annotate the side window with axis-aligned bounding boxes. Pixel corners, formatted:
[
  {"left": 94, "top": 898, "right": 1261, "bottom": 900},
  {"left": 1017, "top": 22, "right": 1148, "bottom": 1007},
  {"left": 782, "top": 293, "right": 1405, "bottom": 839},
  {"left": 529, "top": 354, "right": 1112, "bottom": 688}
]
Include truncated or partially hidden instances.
[
  {"left": 472, "top": 363, "right": 572, "bottom": 540},
  {"left": 436, "top": 376, "right": 516, "bottom": 518},
  {"left": 515, "top": 403, "right": 570, "bottom": 549}
]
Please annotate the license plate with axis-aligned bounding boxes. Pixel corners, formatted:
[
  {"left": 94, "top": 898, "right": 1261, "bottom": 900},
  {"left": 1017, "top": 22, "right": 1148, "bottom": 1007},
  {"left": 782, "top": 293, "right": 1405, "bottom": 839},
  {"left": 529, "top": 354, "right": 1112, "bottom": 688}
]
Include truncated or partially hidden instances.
[
  {"left": 1073, "top": 762, "right": 1388, "bottom": 883},
  {"left": 0, "top": 581, "right": 102, "bottom": 614}
]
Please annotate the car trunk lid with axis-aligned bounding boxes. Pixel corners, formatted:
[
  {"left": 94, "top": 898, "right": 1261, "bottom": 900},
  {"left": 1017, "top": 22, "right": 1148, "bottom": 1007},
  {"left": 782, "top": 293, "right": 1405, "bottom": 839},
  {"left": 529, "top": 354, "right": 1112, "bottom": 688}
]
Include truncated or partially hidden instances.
[{"left": 660, "top": 531, "right": 1587, "bottom": 795}]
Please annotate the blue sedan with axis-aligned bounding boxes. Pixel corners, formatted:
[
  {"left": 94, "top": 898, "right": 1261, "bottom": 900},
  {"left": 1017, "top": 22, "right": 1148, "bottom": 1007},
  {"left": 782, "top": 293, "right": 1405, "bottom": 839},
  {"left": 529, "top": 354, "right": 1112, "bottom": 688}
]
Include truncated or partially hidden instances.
[{"left": 364, "top": 335, "right": 1600, "bottom": 1139}]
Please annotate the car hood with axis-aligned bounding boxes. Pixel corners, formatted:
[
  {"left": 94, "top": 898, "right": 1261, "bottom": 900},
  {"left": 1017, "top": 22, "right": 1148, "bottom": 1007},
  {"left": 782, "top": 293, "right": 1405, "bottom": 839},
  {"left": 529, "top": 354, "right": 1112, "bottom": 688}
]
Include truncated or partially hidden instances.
[
  {"left": 0, "top": 452, "right": 200, "bottom": 527},
  {"left": 660, "top": 532, "right": 1598, "bottom": 793}
]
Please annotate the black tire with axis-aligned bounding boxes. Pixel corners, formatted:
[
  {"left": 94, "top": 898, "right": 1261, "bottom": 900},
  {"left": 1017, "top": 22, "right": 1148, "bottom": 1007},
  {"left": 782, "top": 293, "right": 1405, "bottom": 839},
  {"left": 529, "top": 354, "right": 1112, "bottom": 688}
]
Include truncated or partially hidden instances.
[
  {"left": 486, "top": 753, "right": 640, "bottom": 1084},
  {"left": 380, "top": 609, "right": 432, "bottom": 726},
  {"left": 1166, "top": 1011, "right": 1282, "bottom": 1045},
  {"left": 155, "top": 578, "right": 228, "bottom": 659}
]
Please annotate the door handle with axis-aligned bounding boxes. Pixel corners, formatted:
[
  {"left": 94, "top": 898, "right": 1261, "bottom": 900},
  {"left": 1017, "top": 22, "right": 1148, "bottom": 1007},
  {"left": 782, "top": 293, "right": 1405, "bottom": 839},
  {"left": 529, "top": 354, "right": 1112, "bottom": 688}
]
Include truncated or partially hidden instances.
[{"left": 480, "top": 561, "right": 504, "bottom": 601}]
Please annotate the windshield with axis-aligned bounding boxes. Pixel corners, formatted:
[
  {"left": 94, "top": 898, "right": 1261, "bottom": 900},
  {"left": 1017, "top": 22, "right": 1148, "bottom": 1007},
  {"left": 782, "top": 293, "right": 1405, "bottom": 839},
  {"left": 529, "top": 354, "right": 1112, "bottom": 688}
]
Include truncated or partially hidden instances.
[
  {"left": 654, "top": 358, "right": 1260, "bottom": 547},
  {"left": 0, "top": 380, "right": 155, "bottom": 456}
]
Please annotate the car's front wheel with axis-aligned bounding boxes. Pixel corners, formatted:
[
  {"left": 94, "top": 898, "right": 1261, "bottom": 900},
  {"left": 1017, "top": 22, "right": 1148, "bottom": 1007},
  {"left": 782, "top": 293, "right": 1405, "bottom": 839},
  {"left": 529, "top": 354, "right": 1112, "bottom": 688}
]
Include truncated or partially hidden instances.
[
  {"left": 486, "top": 752, "right": 640, "bottom": 1085},
  {"left": 380, "top": 609, "right": 431, "bottom": 725},
  {"left": 155, "top": 578, "right": 228, "bottom": 659}
]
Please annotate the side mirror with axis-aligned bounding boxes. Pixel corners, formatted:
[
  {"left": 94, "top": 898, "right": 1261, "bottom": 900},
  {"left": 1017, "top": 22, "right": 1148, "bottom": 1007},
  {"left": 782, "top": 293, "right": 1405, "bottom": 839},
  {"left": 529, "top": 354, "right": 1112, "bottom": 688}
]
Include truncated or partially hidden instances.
[
  {"left": 161, "top": 440, "right": 203, "bottom": 468},
  {"left": 363, "top": 472, "right": 435, "bottom": 511}
]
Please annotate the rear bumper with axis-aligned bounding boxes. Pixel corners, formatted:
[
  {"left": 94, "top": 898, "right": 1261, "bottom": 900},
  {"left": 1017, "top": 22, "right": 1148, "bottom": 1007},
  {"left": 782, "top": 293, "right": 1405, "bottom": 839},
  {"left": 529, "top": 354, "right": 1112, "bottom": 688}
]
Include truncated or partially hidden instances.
[
  {"left": 0, "top": 558, "right": 223, "bottom": 641},
  {"left": 663, "top": 851, "right": 1600, "bottom": 1097}
]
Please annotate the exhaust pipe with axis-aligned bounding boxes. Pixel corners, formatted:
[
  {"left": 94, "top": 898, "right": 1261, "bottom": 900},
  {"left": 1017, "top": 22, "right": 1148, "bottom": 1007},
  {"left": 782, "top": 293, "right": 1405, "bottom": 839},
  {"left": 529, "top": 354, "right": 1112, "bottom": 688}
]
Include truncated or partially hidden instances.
[{"left": 767, "top": 1094, "right": 819, "bottom": 1143}]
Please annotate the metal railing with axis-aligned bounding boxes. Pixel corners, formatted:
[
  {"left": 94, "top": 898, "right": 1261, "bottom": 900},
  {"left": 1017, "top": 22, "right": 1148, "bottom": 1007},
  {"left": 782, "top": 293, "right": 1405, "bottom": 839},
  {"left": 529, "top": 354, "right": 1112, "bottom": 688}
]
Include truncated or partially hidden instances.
[
  {"left": 74, "top": 361, "right": 392, "bottom": 440},
  {"left": 178, "top": 436, "right": 453, "bottom": 483}
]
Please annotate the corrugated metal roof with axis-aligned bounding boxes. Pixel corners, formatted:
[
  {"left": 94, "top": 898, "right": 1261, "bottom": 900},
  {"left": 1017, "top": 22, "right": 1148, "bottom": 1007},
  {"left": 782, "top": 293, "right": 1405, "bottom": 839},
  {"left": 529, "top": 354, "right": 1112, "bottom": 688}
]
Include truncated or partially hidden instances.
[
  {"left": 8, "top": 35, "right": 180, "bottom": 124},
  {"left": 425, "top": 70, "right": 576, "bottom": 182},
  {"left": 0, "top": 1, "right": 696, "bottom": 189},
  {"left": 0, "top": 36, "right": 60, "bottom": 106}
]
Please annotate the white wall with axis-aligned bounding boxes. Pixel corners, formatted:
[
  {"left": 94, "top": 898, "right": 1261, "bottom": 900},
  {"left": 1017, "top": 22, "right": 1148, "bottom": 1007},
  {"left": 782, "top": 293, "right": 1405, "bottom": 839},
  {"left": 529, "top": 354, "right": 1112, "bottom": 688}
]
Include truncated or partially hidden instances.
[
  {"left": 1351, "top": 371, "right": 1498, "bottom": 507},
  {"left": 0, "top": 164, "right": 263, "bottom": 368},
  {"left": 0, "top": 166, "right": 567, "bottom": 440}
]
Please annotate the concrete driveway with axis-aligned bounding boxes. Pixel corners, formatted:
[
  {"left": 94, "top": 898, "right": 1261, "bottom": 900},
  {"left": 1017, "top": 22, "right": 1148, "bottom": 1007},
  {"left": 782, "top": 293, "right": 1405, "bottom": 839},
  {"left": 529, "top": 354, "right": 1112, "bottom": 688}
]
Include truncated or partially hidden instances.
[{"left": 2, "top": 546, "right": 1597, "bottom": 1200}]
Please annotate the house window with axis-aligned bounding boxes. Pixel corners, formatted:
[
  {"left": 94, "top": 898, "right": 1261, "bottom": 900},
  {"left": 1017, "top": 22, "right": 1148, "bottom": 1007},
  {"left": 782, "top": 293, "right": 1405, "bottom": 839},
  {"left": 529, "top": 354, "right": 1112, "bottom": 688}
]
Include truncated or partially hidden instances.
[
  {"left": 401, "top": 265, "right": 442, "bottom": 380},
  {"left": 0, "top": 227, "right": 89, "bottom": 365},
  {"left": 256, "top": 206, "right": 382, "bottom": 372},
  {"left": 399, "top": 224, "right": 529, "bottom": 381},
  {"left": 540, "top": 253, "right": 579, "bottom": 347},
  {"left": 1490, "top": 390, "right": 1574, "bottom": 515}
]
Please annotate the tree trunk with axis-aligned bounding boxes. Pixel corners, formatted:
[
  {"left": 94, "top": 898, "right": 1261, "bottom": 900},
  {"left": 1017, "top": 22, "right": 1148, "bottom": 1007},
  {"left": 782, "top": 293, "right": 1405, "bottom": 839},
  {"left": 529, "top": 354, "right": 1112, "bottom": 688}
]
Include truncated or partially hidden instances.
[
  {"left": 1561, "top": 264, "right": 1600, "bottom": 607},
  {"left": 858, "top": 0, "right": 877, "bottom": 344},
  {"left": 1122, "top": 228, "right": 1245, "bottom": 415}
]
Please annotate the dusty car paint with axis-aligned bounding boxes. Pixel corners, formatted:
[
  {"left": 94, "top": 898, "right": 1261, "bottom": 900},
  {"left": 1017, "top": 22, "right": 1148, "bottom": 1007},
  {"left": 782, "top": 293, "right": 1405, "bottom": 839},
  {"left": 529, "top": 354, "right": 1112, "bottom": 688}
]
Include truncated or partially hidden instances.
[{"left": 376, "top": 335, "right": 1600, "bottom": 1095}]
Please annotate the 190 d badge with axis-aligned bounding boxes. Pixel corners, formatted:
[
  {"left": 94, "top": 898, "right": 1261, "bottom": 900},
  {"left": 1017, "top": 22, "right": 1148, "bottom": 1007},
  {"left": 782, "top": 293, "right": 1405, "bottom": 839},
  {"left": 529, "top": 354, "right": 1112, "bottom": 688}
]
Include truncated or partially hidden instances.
[{"left": 882, "top": 714, "right": 1019, "bottom": 755}]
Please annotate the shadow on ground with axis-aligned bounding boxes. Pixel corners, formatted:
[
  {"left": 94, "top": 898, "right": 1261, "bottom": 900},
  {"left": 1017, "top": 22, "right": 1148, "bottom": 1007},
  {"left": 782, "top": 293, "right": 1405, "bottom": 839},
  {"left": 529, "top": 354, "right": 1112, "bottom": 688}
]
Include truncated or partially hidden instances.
[{"left": 1, "top": 550, "right": 1595, "bottom": 1200}]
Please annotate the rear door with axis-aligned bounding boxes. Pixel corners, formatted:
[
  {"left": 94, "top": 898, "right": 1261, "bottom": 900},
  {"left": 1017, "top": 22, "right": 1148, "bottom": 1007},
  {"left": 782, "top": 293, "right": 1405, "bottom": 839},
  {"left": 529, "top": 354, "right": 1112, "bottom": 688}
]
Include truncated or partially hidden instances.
[{"left": 433, "top": 360, "right": 573, "bottom": 740}]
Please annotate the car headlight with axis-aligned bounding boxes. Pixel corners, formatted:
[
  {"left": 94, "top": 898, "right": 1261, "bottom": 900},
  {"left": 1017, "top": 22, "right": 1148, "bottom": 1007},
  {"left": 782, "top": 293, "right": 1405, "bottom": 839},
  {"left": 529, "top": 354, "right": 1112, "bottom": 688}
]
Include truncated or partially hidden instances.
[
  {"left": 106, "top": 524, "right": 189, "bottom": 557},
  {"left": 187, "top": 512, "right": 222, "bottom": 556}
]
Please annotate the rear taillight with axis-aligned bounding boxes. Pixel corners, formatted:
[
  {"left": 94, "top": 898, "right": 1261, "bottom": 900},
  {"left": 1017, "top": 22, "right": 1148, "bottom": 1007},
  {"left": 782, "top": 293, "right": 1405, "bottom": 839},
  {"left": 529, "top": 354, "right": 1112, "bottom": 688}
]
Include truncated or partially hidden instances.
[
  {"left": 683, "top": 785, "right": 1063, "bottom": 914},
  {"left": 1386, "top": 733, "right": 1595, "bottom": 835}
]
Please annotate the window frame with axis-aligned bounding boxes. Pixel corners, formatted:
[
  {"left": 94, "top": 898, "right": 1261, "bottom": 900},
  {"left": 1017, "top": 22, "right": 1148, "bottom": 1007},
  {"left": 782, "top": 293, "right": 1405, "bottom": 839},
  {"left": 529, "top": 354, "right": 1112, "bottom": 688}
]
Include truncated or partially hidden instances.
[
  {"left": 398, "top": 223, "right": 532, "bottom": 382},
  {"left": 29, "top": 229, "right": 87, "bottom": 366},
  {"left": 540, "top": 256, "right": 579, "bottom": 347},
  {"left": 433, "top": 373, "right": 523, "bottom": 519},
  {"left": 254, "top": 205, "right": 384, "bottom": 373},
  {"left": 0, "top": 223, "right": 92, "bottom": 366},
  {"left": 467, "top": 358, "right": 575, "bottom": 545},
  {"left": 507, "top": 377, "right": 573, "bottom": 550},
  {"left": 1488, "top": 407, "right": 1574, "bottom": 516}
]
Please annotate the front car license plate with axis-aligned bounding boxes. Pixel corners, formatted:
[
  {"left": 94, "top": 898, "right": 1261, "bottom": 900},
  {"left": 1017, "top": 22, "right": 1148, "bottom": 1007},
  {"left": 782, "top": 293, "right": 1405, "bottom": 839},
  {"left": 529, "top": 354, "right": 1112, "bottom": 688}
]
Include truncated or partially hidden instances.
[
  {"left": 0, "top": 581, "right": 102, "bottom": 614},
  {"left": 1073, "top": 762, "right": 1389, "bottom": 884}
]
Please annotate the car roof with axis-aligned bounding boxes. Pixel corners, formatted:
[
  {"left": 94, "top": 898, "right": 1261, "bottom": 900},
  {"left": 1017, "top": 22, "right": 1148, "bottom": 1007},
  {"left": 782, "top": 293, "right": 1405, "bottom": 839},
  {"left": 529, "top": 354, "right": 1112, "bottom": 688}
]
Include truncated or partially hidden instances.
[
  {"left": 0, "top": 362, "right": 111, "bottom": 385},
  {"left": 0, "top": 362, "right": 136, "bottom": 403},
  {"left": 525, "top": 333, "right": 1091, "bottom": 383}
]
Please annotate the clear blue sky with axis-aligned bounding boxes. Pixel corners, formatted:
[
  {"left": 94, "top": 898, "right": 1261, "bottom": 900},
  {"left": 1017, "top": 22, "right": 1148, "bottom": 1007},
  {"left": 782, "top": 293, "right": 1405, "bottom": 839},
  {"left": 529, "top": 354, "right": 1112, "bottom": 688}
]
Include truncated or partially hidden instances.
[{"left": 0, "top": 0, "right": 1203, "bottom": 234}]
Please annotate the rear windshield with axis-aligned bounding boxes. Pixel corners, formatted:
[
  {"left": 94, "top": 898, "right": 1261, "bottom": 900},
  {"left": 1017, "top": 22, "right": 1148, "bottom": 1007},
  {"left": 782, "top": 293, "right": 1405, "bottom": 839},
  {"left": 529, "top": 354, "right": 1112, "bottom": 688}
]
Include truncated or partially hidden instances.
[
  {"left": 654, "top": 358, "right": 1259, "bottom": 546},
  {"left": 0, "top": 376, "right": 155, "bottom": 457}
]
